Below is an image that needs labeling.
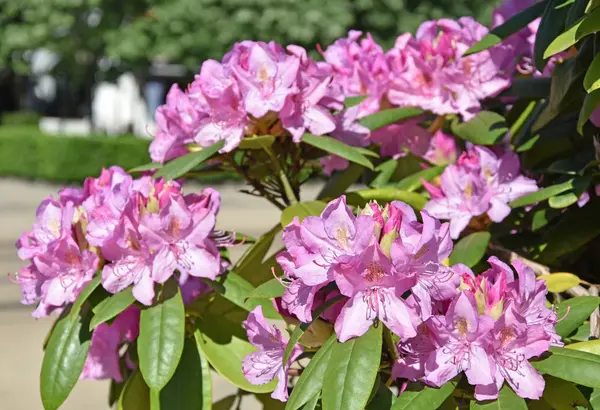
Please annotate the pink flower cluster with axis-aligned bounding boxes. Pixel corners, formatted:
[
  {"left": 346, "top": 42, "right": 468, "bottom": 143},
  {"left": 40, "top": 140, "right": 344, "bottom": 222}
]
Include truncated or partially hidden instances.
[
  {"left": 242, "top": 197, "right": 559, "bottom": 401},
  {"left": 150, "top": 41, "right": 347, "bottom": 163},
  {"left": 394, "top": 257, "right": 561, "bottom": 400},
  {"left": 14, "top": 166, "right": 224, "bottom": 380},
  {"left": 324, "top": 20, "right": 512, "bottom": 121},
  {"left": 423, "top": 145, "right": 538, "bottom": 238}
]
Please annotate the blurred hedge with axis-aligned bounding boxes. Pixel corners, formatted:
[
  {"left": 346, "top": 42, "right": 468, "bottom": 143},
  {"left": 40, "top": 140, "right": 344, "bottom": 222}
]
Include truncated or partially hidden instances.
[{"left": 0, "top": 126, "right": 151, "bottom": 183}]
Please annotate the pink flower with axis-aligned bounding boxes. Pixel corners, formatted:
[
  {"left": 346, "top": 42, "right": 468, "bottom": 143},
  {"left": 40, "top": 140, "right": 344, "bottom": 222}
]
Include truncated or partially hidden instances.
[
  {"left": 140, "top": 191, "right": 221, "bottom": 285},
  {"left": 424, "top": 145, "right": 537, "bottom": 238},
  {"left": 82, "top": 306, "right": 140, "bottom": 381},
  {"left": 370, "top": 118, "right": 433, "bottom": 160},
  {"left": 334, "top": 243, "right": 417, "bottom": 342},
  {"left": 387, "top": 18, "right": 512, "bottom": 120},
  {"left": 228, "top": 41, "right": 300, "bottom": 119},
  {"left": 424, "top": 131, "right": 458, "bottom": 165},
  {"left": 242, "top": 306, "right": 303, "bottom": 402},
  {"left": 149, "top": 84, "right": 204, "bottom": 163},
  {"left": 424, "top": 292, "right": 495, "bottom": 388},
  {"left": 393, "top": 323, "right": 437, "bottom": 381}
]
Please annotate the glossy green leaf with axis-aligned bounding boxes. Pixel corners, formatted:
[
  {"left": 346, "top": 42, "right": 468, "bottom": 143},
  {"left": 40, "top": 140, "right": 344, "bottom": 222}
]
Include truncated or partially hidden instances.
[
  {"left": 317, "top": 163, "right": 364, "bottom": 200},
  {"left": 302, "top": 133, "right": 374, "bottom": 170},
  {"left": 40, "top": 308, "right": 93, "bottom": 410},
  {"left": 195, "top": 312, "right": 277, "bottom": 393},
  {"left": 548, "top": 192, "right": 580, "bottom": 208},
  {"left": 535, "top": 0, "right": 569, "bottom": 70},
  {"left": 540, "top": 375, "right": 591, "bottom": 410},
  {"left": 531, "top": 208, "right": 561, "bottom": 231},
  {"left": 502, "top": 78, "right": 551, "bottom": 100},
  {"left": 464, "top": 1, "right": 547, "bottom": 55},
  {"left": 128, "top": 162, "right": 163, "bottom": 173},
  {"left": 358, "top": 107, "right": 423, "bottom": 131},
  {"left": 566, "top": 339, "right": 600, "bottom": 354},
  {"left": 138, "top": 285, "right": 185, "bottom": 390},
  {"left": 286, "top": 335, "right": 336, "bottom": 410},
  {"left": 237, "top": 134, "right": 275, "bottom": 150},
  {"left": 590, "top": 388, "right": 600, "bottom": 410},
  {"left": 281, "top": 201, "right": 327, "bottom": 227},
  {"left": 533, "top": 346, "right": 600, "bottom": 388},
  {"left": 235, "top": 223, "right": 281, "bottom": 287},
  {"left": 299, "top": 393, "right": 320, "bottom": 410},
  {"left": 584, "top": 48, "right": 600, "bottom": 92},
  {"left": 448, "top": 232, "right": 491, "bottom": 268},
  {"left": 72, "top": 276, "right": 102, "bottom": 311},
  {"left": 90, "top": 287, "right": 135, "bottom": 330},
  {"left": 118, "top": 371, "right": 150, "bottom": 410},
  {"left": 153, "top": 140, "right": 224, "bottom": 180},
  {"left": 469, "top": 385, "right": 526, "bottom": 409},
  {"left": 248, "top": 278, "right": 285, "bottom": 299},
  {"left": 539, "top": 200, "right": 600, "bottom": 263},
  {"left": 392, "top": 381, "right": 457, "bottom": 410},
  {"left": 205, "top": 271, "right": 281, "bottom": 319},
  {"left": 370, "top": 159, "right": 399, "bottom": 188},
  {"left": 366, "top": 383, "right": 397, "bottom": 410},
  {"left": 322, "top": 326, "right": 383, "bottom": 410},
  {"left": 566, "top": 0, "right": 591, "bottom": 27},
  {"left": 509, "top": 177, "right": 584, "bottom": 207},
  {"left": 578, "top": 88, "right": 600, "bottom": 133},
  {"left": 451, "top": 111, "right": 508, "bottom": 145},
  {"left": 395, "top": 166, "right": 446, "bottom": 192},
  {"left": 540, "top": 272, "right": 582, "bottom": 292},
  {"left": 212, "top": 395, "right": 236, "bottom": 410},
  {"left": 157, "top": 337, "right": 211, "bottom": 410},
  {"left": 554, "top": 296, "right": 600, "bottom": 338},
  {"left": 345, "top": 188, "right": 427, "bottom": 210},
  {"left": 344, "top": 96, "right": 367, "bottom": 108},
  {"left": 544, "top": 5, "right": 600, "bottom": 57}
]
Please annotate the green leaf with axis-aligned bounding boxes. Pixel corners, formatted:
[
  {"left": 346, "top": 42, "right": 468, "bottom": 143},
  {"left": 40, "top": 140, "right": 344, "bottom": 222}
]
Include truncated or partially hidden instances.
[
  {"left": 128, "top": 162, "right": 163, "bottom": 173},
  {"left": 509, "top": 177, "right": 589, "bottom": 208},
  {"left": 567, "top": 339, "right": 600, "bottom": 354},
  {"left": 299, "top": 393, "right": 320, "bottom": 410},
  {"left": 344, "top": 96, "right": 367, "bottom": 108},
  {"left": 501, "top": 78, "right": 551, "bottom": 100},
  {"left": 345, "top": 188, "right": 427, "bottom": 210},
  {"left": 286, "top": 335, "right": 336, "bottom": 410},
  {"left": 395, "top": 166, "right": 446, "bottom": 192},
  {"left": 157, "top": 337, "right": 211, "bottom": 410},
  {"left": 554, "top": 296, "right": 600, "bottom": 338},
  {"left": 358, "top": 107, "right": 423, "bottom": 131},
  {"left": 118, "top": 371, "right": 150, "bottom": 410},
  {"left": 534, "top": 0, "right": 570, "bottom": 71},
  {"left": 212, "top": 395, "right": 236, "bottom": 410},
  {"left": 195, "top": 312, "right": 277, "bottom": 393},
  {"left": 138, "top": 285, "right": 186, "bottom": 390},
  {"left": 206, "top": 271, "right": 281, "bottom": 319},
  {"left": 531, "top": 208, "right": 561, "bottom": 231},
  {"left": 584, "top": 47, "right": 600, "bottom": 92},
  {"left": 72, "top": 275, "right": 102, "bottom": 311},
  {"left": 322, "top": 326, "right": 383, "bottom": 410},
  {"left": 451, "top": 111, "right": 508, "bottom": 145},
  {"left": 370, "top": 159, "right": 399, "bottom": 188},
  {"left": 539, "top": 200, "right": 600, "bottom": 263},
  {"left": 237, "top": 134, "right": 276, "bottom": 150},
  {"left": 153, "top": 141, "right": 224, "bottom": 180},
  {"left": 317, "top": 163, "right": 365, "bottom": 200},
  {"left": 540, "top": 272, "right": 582, "bottom": 292},
  {"left": 235, "top": 223, "right": 281, "bottom": 287},
  {"left": 448, "top": 232, "right": 491, "bottom": 268},
  {"left": 281, "top": 201, "right": 327, "bottom": 227},
  {"left": 392, "top": 381, "right": 457, "bottom": 410},
  {"left": 590, "top": 388, "right": 600, "bottom": 410},
  {"left": 464, "top": 1, "right": 548, "bottom": 55},
  {"left": 548, "top": 192, "right": 580, "bottom": 208},
  {"left": 248, "top": 278, "right": 285, "bottom": 299},
  {"left": 40, "top": 308, "right": 93, "bottom": 410},
  {"left": 578, "top": 88, "right": 600, "bottom": 133},
  {"left": 566, "top": 0, "right": 591, "bottom": 28},
  {"left": 540, "top": 375, "right": 591, "bottom": 410},
  {"left": 302, "top": 133, "right": 374, "bottom": 170},
  {"left": 469, "top": 385, "right": 526, "bottom": 409},
  {"left": 366, "top": 384, "right": 397, "bottom": 410},
  {"left": 533, "top": 346, "right": 600, "bottom": 388},
  {"left": 544, "top": 5, "right": 600, "bottom": 57},
  {"left": 90, "top": 287, "right": 135, "bottom": 330}
]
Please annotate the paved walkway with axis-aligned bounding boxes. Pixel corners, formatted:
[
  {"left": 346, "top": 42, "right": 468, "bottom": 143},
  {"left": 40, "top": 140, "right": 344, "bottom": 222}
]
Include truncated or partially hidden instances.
[{"left": 0, "top": 179, "right": 325, "bottom": 410}]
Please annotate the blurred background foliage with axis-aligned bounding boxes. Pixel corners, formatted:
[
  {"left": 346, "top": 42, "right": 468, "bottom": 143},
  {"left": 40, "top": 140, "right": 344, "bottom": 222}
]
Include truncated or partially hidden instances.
[{"left": 0, "top": 0, "right": 498, "bottom": 73}]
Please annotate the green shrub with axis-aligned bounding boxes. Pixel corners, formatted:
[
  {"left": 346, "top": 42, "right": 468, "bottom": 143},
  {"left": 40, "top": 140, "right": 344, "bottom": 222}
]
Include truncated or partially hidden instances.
[{"left": 2, "top": 110, "right": 41, "bottom": 126}]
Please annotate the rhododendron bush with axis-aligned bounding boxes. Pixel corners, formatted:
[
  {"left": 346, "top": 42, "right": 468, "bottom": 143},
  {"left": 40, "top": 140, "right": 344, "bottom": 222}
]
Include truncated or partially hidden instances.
[{"left": 12, "top": 0, "right": 600, "bottom": 409}]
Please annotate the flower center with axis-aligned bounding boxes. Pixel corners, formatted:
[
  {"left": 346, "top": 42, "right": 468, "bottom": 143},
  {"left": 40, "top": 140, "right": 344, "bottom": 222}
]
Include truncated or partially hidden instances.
[
  {"left": 364, "top": 262, "right": 385, "bottom": 282},
  {"left": 335, "top": 227, "right": 349, "bottom": 248},
  {"left": 258, "top": 65, "right": 270, "bottom": 82},
  {"left": 500, "top": 327, "right": 516, "bottom": 346},
  {"left": 168, "top": 218, "right": 182, "bottom": 236},
  {"left": 455, "top": 317, "right": 470, "bottom": 336}
]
